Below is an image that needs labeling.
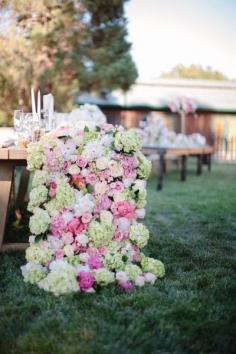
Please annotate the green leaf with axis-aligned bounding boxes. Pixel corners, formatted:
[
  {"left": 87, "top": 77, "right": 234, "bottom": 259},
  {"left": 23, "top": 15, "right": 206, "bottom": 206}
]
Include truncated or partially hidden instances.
[
  {"left": 35, "top": 235, "right": 44, "bottom": 243},
  {"left": 84, "top": 126, "right": 89, "bottom": 132},
  {"left": 87, "top": 184, "right": 93, "bottom": 193}
]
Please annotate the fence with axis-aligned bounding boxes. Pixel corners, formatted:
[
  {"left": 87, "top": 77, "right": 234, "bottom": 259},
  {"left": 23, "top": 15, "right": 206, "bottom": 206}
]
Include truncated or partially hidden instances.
[{"left": 214, "top": 136, "right": 236, "bottom": 162}]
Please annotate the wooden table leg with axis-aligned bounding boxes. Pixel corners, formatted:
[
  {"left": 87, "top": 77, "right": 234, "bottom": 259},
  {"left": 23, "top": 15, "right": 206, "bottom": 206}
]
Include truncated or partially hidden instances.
[
  {"left": 207, "top": 154, "right": 211, "bottom": 172},
  {"left": 16, "top": 167, "right": 30, "bottom": 204},
  {"left": 157, "top": 152, "right": 165, "bottom": 190},
  {"left": 197, "top": 154, "right": 203, "bottom": 175},
  {"left": 180, "top": 155, "right": 187, "bottom": 181},
  {"left": 0, "top": 162, "right": 14, "bottom": 250}
]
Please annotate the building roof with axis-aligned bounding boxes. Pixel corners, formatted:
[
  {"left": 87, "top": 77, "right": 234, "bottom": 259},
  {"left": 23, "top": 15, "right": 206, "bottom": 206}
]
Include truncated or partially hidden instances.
[{"left": 77, "top": 78, "right": 236, "bottom": 113}]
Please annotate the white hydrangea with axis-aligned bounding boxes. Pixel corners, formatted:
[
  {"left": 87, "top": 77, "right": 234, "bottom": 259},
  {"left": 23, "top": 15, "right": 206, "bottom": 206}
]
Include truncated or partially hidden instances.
[{"left": 29, "top": 208, "right": 50, "bottom": 235}]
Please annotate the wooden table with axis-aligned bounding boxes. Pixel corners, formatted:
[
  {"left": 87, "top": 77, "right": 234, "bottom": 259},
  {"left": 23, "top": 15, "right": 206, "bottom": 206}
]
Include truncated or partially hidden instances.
[
  {"left": 142, "top": 145, "right": 214, "bottom": 191},
  {"left": 0, "top": 146, "right": 29, "bottom": 251}
]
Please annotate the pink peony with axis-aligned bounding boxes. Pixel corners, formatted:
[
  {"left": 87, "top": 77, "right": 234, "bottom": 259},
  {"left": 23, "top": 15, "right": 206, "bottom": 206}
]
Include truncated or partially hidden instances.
[
  {"left": 66, "top": 217, "right": 87, "bottom": 235},
  {"left": 119, "top": 281, "right": 134, "bottom": 290},
  {"left": 78, "top": 271, "right": 95, "bottom": 291},
  {"left": 50, "top": 215, "right": 66, "bottom": 236},
  {"left": 88, "top": 255, "right": 103, "bottom": 269},
  {"left": 111, "top": 200, "right": 136, "bottom": 219}
]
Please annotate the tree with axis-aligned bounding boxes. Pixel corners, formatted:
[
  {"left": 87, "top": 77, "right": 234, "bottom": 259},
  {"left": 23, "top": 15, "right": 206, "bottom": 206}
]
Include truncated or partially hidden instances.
[
  {"left": 0, "top": 0, "right": 137, "bottom": 125},
  {"left": 161, "top": 64, "right": 229, "bottom": 81}
]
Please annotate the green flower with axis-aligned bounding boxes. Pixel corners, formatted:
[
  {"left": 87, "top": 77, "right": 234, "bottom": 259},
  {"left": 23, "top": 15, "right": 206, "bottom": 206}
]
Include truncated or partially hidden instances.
[
  {"left": 26, "top": 244, "right": 53, "bottom": 265},
  {"left": 56, "top": 180, "right": 75, "bottom": 208},
  {"left": 130, "top": 223, "right": 149, "bottom": 248},
  {"left": 38, "top": 267, "right": 78, "bottom": 296},
  {"left": 114, "top": 130, "right": 142, "bottom": 153},
  {"left": 125, "top": 264, "right": 142, "bottom": 281},
  {"left": 27, "top": 142, "right": 44, "bottom": 171},
  {"left": 21, "top": 263, "right": 46, "bottom": 284},
  {"left": 28, "top": 185, "right": 48, "bottom": 212},
  {"left": 137, "top": 152, "right": 151, "bottom": 180},
  {"left": 104, "top": 253, "right": 124, "bottom": 270},
  {"left": 32, "top": 170, "right": 48, "bottom": 187},
  {"left": 94, "top": 269, "right": 115, "bottom": 286},
  {"left": 29, "top": 209, "right": 50, "bottom": 235},
  {"left": 140, "top": 254, "right": 165, "bottom": 278},
  {"left": 88, "top": 220, "right": 114, "bottom": 247}
]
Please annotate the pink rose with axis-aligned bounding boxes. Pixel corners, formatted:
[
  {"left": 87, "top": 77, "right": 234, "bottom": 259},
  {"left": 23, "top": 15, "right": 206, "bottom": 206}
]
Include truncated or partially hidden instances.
[
  {"left": 81, "top": 213, "right": 92, "bottom": 224},
  {"left": 85, "top": 173, "right": 97, "bottom": 185},
  {"left": 98, "top": 246, "right": 107, "bottom": 256},
  {"left": 78, "top": 271, "right": 95, "bottom": 291},
  {"left": 88, "top": 255, "right": 103, "bottom": 269},
  {"left": 55, "top": 249, "right": 65, "bottom": 259},
  {"left": 49, "top": 181, "right": 57, "bottom": 198},
  {"left": 76, "top": 156, "right": 88, "bottom": 168},
  {"left": 109, "top": 181, "right": 124, "bottom": 194}
]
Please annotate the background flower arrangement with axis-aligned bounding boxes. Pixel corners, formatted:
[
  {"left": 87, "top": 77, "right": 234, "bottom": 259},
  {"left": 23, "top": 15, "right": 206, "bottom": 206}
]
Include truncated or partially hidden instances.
[{"left": 21, "top": 108, "right": 165, "bottom": 295}]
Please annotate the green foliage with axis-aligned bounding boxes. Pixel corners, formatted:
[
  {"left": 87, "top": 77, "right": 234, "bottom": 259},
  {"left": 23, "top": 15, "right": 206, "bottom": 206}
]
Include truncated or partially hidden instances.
[
  {"left": 1, "top": 162, "right": 236, "bottom": 353},
  {"left": 0, "top": 0, "right": 137, "bottom": 124},
  {"left": 161, "top": 64, "right": 229, "bottom": 80}
]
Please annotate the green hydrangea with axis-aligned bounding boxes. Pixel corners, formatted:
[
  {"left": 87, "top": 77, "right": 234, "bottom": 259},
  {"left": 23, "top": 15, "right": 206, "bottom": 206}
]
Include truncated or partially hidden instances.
[
  {"left": 67, "top": 255, "right": 81, "bottom": 266},
  {"left": 129, "top": 223, "right": 149, "bottom": 248},
  {"left": 140, "top": 254, "right": 165, "bottom": 278},
  {"left": 28, "top": 185, "right": 48, "bottom": 212},
  {"left": 104, "top": 252, "right": 124, "bottom": 270},
  {"left": 136, "top": 189, "right": 147, "bottom": 208},
  {"left": 32, "top": 170, "right": 48, "bottom": 187},
  {"left": 26, "top": 244, "right": 53, "bottom": 265},
  {"left": 56, "top": 180, "right": 75, "bottom": 208},
  {"left": 38, "top": 267, "right": 78, "bottom": 296},
  {"left": 21, "top": 263, "right": 46, "bottom": 284},
  {"left": 29, "top": 209, "right": 50, "bottom": 235},
  {"left": 83, "top": 130, "right": 99, "bottom": 143},
  {"left": 94, "top": 268, "right": 115, "bottom": 286},
  {"left": 27, "top": 142, "right": 45, "bottom": 171},
  {"left": 88, "top": 220, "right": 114, "bottom": 247},
  {"left": 137, "top": 152, "right": 152, "bottom": 180},
  {"left": 125, "top": 264, "right": 142, "bottom": 281},
  {"left": 114, "top": 130, "right": 142, "bottom": 153},
  {"left": 44, "top": 199, "right": 60, "bottom": 216}
]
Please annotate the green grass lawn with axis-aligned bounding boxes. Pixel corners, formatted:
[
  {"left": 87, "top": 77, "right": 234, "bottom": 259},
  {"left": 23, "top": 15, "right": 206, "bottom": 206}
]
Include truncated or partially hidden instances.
[{"left": 1, "top": 162, "right": 236, "bottom": 354}]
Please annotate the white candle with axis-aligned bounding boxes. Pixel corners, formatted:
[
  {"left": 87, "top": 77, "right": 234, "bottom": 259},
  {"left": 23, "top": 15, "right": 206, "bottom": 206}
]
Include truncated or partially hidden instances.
[
  {"left": 37, "top": 90, "right": 41, "bottom": 119},
  {"left": 31, "top": 87, "right": 37, "bottom": 120}
]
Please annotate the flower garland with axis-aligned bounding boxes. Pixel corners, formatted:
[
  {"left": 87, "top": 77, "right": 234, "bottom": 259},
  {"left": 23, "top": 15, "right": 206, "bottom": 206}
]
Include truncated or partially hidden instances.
[{"left": 21, "top": 122, "right": 165, "bottom": 295}]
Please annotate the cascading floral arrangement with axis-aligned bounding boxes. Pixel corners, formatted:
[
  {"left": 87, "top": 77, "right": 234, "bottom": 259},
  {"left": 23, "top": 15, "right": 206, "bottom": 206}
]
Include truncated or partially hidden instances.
[{"left": 21, "top": 122, "right": 165, "bottom": 295}]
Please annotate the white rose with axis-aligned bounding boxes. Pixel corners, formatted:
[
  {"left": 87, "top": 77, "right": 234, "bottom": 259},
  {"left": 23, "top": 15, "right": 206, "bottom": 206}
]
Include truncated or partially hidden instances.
[
  {"left": 109, "top": 160, "right": 123, "bottom": 177},
  {"left": 135, "top": 275, "right": 145, "bottom": 287},
  {"left": 63, "top": 244, "right": 74, "bottom": 257},
  {"left": 79, "top": 252, "right": 89, "bottom": 262},
  {"left": 100, "top": 210, "right": 113, "bottom": 224},
  {"left": 144, "top": 272, "right": 157, "bottom": 284},
  {"left": 117, "top": 217, "right": 130, "bottom": 231},
  {"left": 96, "top": 156, "right": 109, "bottom": 170},
  {"left": 135, "top": 209, "right": 146, "bottom": 219},
  {"left": 116, "top": 271, "right": 129, "bottom": 283},
  {"left": 94, "top": 181, "right": 108, "bottom": 195},
  {"left": 67, "top": 164, "right": 80, "bottom": 175},
  {"left": 76, "top": 233, "right": 89, "bottom": 246}
]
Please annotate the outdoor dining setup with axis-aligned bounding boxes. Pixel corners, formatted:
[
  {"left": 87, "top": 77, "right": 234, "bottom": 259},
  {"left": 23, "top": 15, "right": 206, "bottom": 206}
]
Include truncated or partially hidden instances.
[{"left": 0, "top": 91, "right": 214, "bottom": 252}]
